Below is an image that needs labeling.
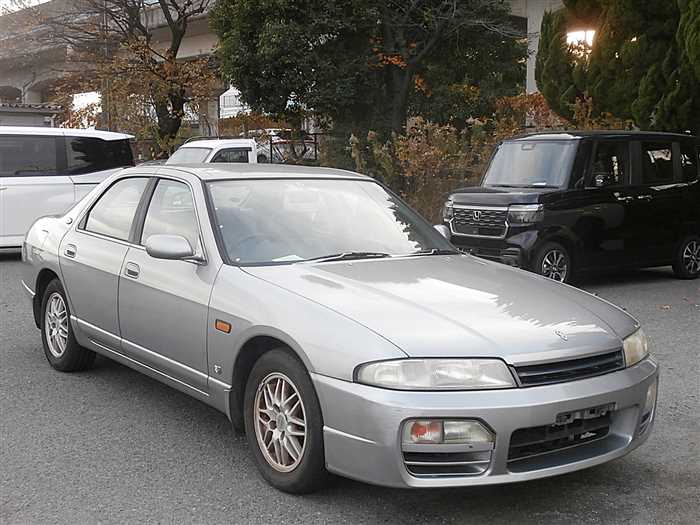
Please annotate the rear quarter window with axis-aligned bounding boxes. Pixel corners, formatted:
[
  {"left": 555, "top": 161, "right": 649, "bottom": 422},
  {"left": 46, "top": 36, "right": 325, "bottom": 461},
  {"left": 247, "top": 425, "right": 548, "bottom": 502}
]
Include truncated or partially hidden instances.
[{"left": 66, "top": 137, "right": 134, "bottom": 174}]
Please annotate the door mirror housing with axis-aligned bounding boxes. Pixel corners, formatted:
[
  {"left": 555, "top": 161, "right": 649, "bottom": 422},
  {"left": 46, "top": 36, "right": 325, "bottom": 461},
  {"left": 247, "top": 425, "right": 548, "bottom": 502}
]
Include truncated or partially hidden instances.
[
  {"left": 145, "top": 234, "right": 200, "bottom": 262},
  {"left": 434, "top": 224, "right": 451, "bottom": 240}
]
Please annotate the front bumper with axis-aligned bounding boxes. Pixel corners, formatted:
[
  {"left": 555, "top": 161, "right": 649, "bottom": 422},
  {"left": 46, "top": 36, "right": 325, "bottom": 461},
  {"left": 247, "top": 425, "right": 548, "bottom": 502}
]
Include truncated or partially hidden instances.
[{"left": 312, "top": 358, "right": 658, "bottom": 488}]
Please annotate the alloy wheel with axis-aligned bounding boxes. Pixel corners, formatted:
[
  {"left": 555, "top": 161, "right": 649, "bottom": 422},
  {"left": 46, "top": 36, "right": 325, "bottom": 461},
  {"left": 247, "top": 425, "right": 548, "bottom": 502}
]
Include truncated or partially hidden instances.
[
  {"left": 683, "top": 240, "right": 700, "bottom": 275},
  {"left": 254, "top": 372, "right": 307, "bottom": 472},
  {"left": 541, "top": 249, "right": 568, "bottom": 282},
  {"left": 45, "top": 292, "right": 69, "bottom": 358}
]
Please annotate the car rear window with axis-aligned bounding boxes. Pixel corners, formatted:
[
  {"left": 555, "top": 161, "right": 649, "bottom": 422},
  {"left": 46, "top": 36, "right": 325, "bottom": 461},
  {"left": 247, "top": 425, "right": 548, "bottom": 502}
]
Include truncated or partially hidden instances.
[{"left": 166, "top": 147, "right": 212, "bottom": 164}]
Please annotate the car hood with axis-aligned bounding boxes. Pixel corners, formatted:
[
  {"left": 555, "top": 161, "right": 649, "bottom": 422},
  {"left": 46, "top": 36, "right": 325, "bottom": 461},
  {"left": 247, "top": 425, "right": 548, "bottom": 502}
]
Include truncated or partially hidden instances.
[
  {"left": 449, "top": 186, "right": 554, "bottom": 206},
  {"left": 243, "top": 256, "right": 638, "bottom": 365}
]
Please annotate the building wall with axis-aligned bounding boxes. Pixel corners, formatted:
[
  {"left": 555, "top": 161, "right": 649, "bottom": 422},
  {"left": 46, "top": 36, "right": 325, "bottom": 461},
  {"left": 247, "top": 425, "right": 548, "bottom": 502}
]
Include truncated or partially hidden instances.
[{"left": 0, "top": 112, "right": 54, "bottom": 126}]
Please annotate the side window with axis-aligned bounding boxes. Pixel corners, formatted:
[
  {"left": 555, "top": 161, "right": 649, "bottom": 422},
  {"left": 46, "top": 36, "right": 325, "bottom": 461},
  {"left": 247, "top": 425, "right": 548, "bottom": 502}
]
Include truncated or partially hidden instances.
[
  {"left": 641, "top": 142, "right": 674, "bottom": 184},
  {"left": 141, "top": 179, "right": 199, "bottom": 249},
  {"left": 66, "top": 137, "right": 134, "bottom": 174},
  {"left": 680, "top": 143, "right": 698, "bottom": 182},
  {"left": 84, "top": 178, "right": 149, "bottom": 241},
  {"left": 590, "top": 141, "right": 628, "bottom": 188},
  {"left": 211, "top": 148, "right": 250, "bottom": 163},
  {"left": 0, "top": 135, "right": 58, "bottom": 176}
]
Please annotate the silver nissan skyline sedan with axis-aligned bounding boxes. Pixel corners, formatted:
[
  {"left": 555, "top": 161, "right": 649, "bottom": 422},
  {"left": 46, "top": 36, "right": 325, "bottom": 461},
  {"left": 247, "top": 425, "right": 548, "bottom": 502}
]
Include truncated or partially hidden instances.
[{"left": 21, "top": 164, "right": 658, "bottom": 493}]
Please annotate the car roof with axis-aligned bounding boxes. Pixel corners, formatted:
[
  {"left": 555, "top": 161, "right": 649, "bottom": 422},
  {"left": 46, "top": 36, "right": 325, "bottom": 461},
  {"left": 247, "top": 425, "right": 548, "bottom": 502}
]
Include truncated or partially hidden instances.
[
  {"left": 177, "top": 138, "right": 257, "bottom": 149},
  {"left": 121, "top": 163, "right": 371, "bottom": 181},
  {"left": 0, "top": 126, "right": 133, "bottom": 141},
  {"left": 509, "top": 130, "right": 697, "bottom": 142}
]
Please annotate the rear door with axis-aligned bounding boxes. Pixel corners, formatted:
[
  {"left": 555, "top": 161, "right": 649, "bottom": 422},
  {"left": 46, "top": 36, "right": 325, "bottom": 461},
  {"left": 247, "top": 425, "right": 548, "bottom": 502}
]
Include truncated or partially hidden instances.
[
  {"left": 0, "top": 134, "right": 73, "bottom": 247},
  {"left": 626, "top": 140, "right": 684, "bottom": 264},
  {"left": 59, "top": 176, "right": 150, "bottom": 350}
]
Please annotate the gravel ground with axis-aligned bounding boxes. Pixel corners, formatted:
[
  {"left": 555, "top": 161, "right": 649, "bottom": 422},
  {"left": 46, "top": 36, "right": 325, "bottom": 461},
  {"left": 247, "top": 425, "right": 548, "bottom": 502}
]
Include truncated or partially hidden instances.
[{"left": 1, "top": 254, "right": 698, "bottom": 524}]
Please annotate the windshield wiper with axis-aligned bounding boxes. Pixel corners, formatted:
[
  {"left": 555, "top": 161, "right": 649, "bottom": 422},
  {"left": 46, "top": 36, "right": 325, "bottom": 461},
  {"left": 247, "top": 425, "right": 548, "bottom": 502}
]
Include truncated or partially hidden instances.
[
  {"left": 303, "top": 252, "right": 392, "bottom": 263},
  {"left": 407, "top": 248, "right": 460, "bottom": 257}
]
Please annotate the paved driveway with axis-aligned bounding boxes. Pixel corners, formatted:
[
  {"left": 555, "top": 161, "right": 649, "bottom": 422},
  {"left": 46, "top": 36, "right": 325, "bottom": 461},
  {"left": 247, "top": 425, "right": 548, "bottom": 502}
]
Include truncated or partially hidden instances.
[{"left": 1, "top": 255, "right": 698, "bottom": 524}]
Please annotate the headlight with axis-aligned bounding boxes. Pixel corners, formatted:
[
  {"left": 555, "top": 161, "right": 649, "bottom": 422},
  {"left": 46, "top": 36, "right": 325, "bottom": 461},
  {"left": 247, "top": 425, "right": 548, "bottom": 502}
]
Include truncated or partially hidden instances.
[
  {"left": 442, "top": 199, "right": 454, "bottom": 221},
  {"left": 623, "top": 328, "right": 649, "bottom": 367},
  {"left": 507, "top": 204, "right": 543, "bottom": 224},
  {"left": 355, "top": 359, "right": 516, "bottom": 390}
]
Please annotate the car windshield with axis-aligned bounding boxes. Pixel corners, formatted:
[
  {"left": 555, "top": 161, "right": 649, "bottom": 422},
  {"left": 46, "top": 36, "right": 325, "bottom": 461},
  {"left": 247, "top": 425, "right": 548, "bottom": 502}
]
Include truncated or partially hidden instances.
[
  {"left": 206, "top": 178, "right": 455, "bottom": 265},
  {"left": 166, "top": 147, "right": 212, "bottom": 164},
  {"left": 483, "top": 140, "right": 578, "bottom": 188}
]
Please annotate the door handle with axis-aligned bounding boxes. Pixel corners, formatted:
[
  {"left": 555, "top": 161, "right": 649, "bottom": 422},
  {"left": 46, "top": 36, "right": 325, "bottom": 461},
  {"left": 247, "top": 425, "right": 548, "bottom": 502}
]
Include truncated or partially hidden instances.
[
  {"left": 637, "top": 194, "right": 653, "bottom": 201},
  {"left": 0, "top": 186, "right": 7, "bottom": 191},
  {"left": 614, "top": 194, "right": 634, "bottom": 203},
  {"left": 64, "top": 244, "right": 77, "bottom": 258},
  {"left": 124, "top": 262, "right": 140, "bottom": 279}
]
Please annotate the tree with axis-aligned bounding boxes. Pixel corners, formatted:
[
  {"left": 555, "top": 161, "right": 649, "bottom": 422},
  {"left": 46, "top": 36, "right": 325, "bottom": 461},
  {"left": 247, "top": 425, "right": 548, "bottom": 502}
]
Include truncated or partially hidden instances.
[
  {"left": 38, "top": 0, "right": 217, "bottom": 150},
  {"left": 211, "top": 0, "right": 523, "bottom": 136},
  {"left": 536, "top": 0, "right": 700, "bottom": 134}
]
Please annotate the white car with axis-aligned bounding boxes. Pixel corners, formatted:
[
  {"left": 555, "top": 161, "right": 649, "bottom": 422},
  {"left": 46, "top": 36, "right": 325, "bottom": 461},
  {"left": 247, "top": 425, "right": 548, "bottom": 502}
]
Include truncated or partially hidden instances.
[
  {"left": 0, "top": 126, "right": 134, "bottom": 250},
  {"left": 166, "top": 138, "right": 258, "bottom": 165}
]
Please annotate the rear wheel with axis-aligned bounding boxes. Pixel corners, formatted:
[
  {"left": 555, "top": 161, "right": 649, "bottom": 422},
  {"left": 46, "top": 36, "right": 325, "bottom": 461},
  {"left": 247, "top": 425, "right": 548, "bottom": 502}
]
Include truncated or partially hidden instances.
[
  {"left": 243, "top": 349, "right": 329, "bottom": 493},
  {"left": 533, "top": 242, "right": 573, "bottom": 283},
  {"left": 672, "top": 235, "right": 700, "bottom": 279},
  {"left": 40, "top": 279, "right": 95, "bottom": 372}
]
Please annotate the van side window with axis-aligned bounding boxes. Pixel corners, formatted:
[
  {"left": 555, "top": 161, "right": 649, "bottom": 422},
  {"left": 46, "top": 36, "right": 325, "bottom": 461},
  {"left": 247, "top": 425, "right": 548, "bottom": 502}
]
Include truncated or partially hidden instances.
[
  {"left": 590, "top": 141, "right": 628, "bottom": 187},
  {"left": 680, "top": 143, "right": 698, "bottom": 182},
  {"left": 211, "top": 148, "right": 250, "bottom": 163},
  {"left": 84, "top": 178, "right": 149, "bottom": 241},
  {"left": 0, "top": 135, "right": 58, "bottom": 177},
  {"left": 66, "top": 137, "right": 134, "bottom": 174},
  {"left": 641, "top": 142, "right": 674, "bottom": 184}
]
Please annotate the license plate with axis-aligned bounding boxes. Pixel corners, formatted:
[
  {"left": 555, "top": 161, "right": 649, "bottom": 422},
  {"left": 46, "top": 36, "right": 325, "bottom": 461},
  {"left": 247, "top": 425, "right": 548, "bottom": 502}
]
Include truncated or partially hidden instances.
[{"left": 554, "top": 402, "right": 616, "bottom": 426}]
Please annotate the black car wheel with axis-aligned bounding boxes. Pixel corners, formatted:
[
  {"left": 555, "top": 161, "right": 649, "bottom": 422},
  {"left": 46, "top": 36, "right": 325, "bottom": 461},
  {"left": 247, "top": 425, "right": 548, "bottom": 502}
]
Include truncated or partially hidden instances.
[
  {"left": 40, "top": 279, "right": 96, "bottom": 372},
  {"left": 534, "top": 242, "right": 573, "bottom": 283},
  {"left": 672, "top": 235, "right": 700, "bottom": 279},
  {"left": 244, "top": 349, "right": 330, "bottom": 494}
]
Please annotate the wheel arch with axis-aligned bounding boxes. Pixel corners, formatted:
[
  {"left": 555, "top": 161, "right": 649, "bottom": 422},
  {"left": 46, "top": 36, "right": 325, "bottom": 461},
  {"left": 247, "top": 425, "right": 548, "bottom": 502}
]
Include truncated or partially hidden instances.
[
  {"left": 228, "top": 334, "right": 310, "bottom": 432},
  {"left": 33, "top": 268, "right": 60, "bottom": 328}
]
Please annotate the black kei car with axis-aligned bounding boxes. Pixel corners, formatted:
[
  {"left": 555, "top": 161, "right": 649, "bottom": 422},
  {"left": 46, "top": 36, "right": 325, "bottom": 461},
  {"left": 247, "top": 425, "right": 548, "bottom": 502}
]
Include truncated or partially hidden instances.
[{"left": 442, "top": 131, "right": 700, "bottom": 283}]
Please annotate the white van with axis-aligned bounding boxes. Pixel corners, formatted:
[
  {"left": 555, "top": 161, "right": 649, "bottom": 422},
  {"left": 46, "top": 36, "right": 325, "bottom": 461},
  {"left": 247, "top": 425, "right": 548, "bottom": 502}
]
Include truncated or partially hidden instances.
[
  {"left": 165, "top": 138, "right": 258, "bottom": 164},
  {"left": 0, "top": 126, "right": 134, "bottom": 250}
]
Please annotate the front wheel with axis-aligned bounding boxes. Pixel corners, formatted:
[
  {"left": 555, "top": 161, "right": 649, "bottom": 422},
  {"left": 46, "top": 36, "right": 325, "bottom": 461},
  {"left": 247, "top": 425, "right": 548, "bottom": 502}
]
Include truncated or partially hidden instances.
[
  {"left": 672, "top": 235, "right": 700, "bottom": 279},
  {"left": 533, "top": 242, "right": 573, "bottom": 284},
  {"left": 243, "top": 349, "right": 329, "bottom": 493}
]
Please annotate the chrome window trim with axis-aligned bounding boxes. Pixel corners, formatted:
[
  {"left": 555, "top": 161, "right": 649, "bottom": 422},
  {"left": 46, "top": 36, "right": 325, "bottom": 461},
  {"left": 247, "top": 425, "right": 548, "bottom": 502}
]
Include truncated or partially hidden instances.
[{"left": 138, "top": 174, "right": 209, "bottom": 264}]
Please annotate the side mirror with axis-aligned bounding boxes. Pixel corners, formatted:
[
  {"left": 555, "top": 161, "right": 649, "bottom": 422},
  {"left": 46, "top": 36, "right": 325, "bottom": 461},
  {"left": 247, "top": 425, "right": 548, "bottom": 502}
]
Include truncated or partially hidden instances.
[
  {"left": 145, "top": 234, "right": 198, "bottom": 262},
  {"left": 434, "top": 224, "right": 451, "bottom": 240}
]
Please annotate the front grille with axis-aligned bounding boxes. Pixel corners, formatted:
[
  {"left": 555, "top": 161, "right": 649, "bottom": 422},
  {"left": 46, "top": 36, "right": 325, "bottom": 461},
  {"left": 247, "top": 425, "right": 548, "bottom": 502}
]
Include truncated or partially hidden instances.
[
  {"left": 508, "top": 413, "right": 611, "bottom": 462},
  {"left": 514, "top": 350, "right": 624, "bottom": 387},
  {"left": 452, "top": 207, "right": 507, "bottom": 237},
  {"left": 403, "top": 450, "right": 491, "bottom": 477}
]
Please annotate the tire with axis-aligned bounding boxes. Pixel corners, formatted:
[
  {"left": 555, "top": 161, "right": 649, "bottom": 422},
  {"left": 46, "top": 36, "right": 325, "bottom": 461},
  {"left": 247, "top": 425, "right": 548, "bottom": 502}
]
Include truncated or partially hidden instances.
[
  {"left": 533, "top": 242, "right": 573, "bottom": 284},
  {"left": 672, "top": 235, "right": 700, "bottom": 279},
  {"left": 40, "top": 279, "right": 95, "bottom": 372},
  {"left": 243, "top": 349, "right": 329, "bottom": 494}
]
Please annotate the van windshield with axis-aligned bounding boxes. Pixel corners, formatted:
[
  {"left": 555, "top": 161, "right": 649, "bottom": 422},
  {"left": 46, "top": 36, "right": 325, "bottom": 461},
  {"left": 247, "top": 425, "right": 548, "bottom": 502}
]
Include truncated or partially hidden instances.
[{"left": 483, "top": 141, "right": 578, "bottom": 189}]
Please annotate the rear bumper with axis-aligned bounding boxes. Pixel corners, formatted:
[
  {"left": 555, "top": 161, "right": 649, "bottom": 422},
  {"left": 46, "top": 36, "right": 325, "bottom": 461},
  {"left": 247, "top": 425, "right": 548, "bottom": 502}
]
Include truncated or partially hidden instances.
[{"left": 312, "top": 358, "right": 658, "bottom": 488}]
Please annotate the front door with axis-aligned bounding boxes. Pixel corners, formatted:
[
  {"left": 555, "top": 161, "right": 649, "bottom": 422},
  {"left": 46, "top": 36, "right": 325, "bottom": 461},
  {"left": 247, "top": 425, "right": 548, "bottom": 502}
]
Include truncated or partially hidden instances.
[
  {"left": 0, "top": 134, "right": 73, "bottom": 247},
  {"left": 59, "top": 177, "right": 150, "bottom": 349},
  {"left": 118, "top": 177, "right": 218, "bottom": 392},
  {"left": 576, "top": 139, "right": 632, "bottom": 269}
]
